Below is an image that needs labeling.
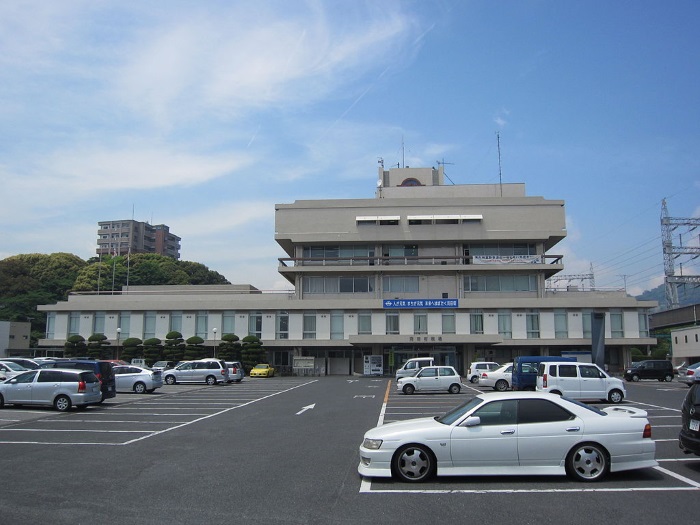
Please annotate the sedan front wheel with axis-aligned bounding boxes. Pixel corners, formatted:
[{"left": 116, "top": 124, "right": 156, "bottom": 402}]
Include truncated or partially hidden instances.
[{"left": 392, "top": 444, "right": 436, "bottom": 482}]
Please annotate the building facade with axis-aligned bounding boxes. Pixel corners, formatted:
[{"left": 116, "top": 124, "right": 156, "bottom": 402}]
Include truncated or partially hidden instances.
[
  {"left": 41, "top": 166, "right": 656, "bottom": 375},
  {"left": 0, "top": 321, "right": 31, "bottom": 358},
  {"left": 96, "top": 220, "right": 181, "bottom": 259}
]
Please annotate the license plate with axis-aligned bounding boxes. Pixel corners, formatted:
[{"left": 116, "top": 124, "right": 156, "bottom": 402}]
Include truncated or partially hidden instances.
[{"left": 691, "top": 419, "right": 700, "bottom": 432}]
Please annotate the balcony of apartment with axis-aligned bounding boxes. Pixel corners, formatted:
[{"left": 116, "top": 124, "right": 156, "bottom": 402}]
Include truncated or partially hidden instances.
[{"left": 278, "top": 254, "right": 564, "bottom": 277}]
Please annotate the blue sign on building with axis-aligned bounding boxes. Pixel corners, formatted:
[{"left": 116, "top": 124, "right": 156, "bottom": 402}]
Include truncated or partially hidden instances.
[{"left": 383, "top": 299, "right": 459, "bottom": 308}]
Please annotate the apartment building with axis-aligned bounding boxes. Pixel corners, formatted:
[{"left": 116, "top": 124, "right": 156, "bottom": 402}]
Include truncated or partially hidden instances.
[
  {"left": 96, "top": 220, "right": 181, "bottom": 259},
  {"left": 40, "top": 166, "right": 656, "bottom": 375}
]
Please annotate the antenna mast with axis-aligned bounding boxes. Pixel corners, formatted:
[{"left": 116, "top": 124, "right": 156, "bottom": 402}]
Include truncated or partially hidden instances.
[{"left": 496, "top": 131, "right": 503, "bottom": 196}]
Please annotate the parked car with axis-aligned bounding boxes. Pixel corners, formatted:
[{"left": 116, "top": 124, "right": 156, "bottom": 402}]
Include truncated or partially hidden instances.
[
  {"left": 40, "top": 359, "right": 117, "bottom": 402},
  {"left": 358, "top": 391, "right": 657, "bottom": 483},
  {"left": 479, "top": 363, "right": 513, "bottom": 391},
  {"left": 226, "top": 361, "right": 245, "bottom": 383},
  {"left": 395, "top": 357, "right": 435, "bottom": 380},
  {"left": 466, "top": 361, "right": 499, "bottom": 383},
  {"left": 397, "top": 366, "right": 462, "bottom": 395},
  {"left": 250, "top": 364, "right": 275, "bottom": 378},
  {"left": 679, "top": 375, "right": 700, "bottom": 456},
  {"left": 679, "top": 362, "right": 700, "bottom": 387},
  {"left": 0, "top": 368, "right": 102, "bottom": 411},
  {"left": 624, "top": 360, "right": 674, "bottom": 382},
  {"left": 151, "top": 360, "right": 177, "bottom": 372},
  {"left": 536, "top": 361, "right": 626, "bottom": 404},
  {"left": 163, "top": 359, "right": 229, "bottom": 385},
  {"left": 512, "top": 356, "right": 576, "bottom": 391},
  {"left": 0, "top": 361, "right": 29, "bottom": 381},
  {"left": 1, "top": 357, "right": 42, "bottom": 370},
  {"left": 113, "top": 365, "right": 163, "bottom": 393}
]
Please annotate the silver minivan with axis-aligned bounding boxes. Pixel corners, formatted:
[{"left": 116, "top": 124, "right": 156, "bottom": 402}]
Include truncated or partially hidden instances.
[
  {"left": 163, "top": 359, "right": 230, "bottom": 385},
  {"left": 0, "top": 368, "right": 102, "bottom": 411}
]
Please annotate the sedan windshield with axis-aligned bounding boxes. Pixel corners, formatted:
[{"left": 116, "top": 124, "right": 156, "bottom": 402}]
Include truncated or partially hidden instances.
[
  {"left": 2, "top": 362, "right": 27, "bottom": 371},
  {"left": 436, "top": 397, "right": 484, "bottom": 425}
]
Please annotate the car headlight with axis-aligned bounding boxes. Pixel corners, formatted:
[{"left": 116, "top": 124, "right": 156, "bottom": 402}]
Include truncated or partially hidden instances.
[{"left": 362, "top": 438, "right": 383, "bottom": 450}]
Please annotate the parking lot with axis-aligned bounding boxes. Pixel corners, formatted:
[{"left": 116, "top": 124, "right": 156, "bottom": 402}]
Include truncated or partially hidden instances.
[{"left": 0, "top": 376, "right": 698, "bottom": 524}]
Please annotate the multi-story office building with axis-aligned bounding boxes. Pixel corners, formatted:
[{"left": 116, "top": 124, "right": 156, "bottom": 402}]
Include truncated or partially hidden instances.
[
  {"left": 96, "top": 220, "right": 181, "bottom": 259},
  {"left": 41, "top": 166, "right": 656, "bottom": 375}
]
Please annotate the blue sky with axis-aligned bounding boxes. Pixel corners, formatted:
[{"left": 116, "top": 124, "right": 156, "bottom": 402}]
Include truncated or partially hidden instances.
[{"left": 1, "top": 0, "right": 698, "bottom": 296}]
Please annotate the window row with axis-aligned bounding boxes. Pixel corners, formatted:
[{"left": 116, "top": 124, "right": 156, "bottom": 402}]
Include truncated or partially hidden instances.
[{"left": 48, "top": 310, "right": 646, "bottom": 341}]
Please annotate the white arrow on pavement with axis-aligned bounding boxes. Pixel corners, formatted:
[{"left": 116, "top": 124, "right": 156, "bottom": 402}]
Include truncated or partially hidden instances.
[{"left": 296, "top": 403, "right": 316, "bottom": 415}]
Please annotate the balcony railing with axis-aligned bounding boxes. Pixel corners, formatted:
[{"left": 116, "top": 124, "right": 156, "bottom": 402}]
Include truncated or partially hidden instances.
[{"left": 279, "top": 254, "right": 564, "bottom": 267}]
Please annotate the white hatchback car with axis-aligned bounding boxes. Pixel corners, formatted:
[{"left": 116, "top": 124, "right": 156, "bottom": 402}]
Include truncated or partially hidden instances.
[
  {"left": 397, "top": 366, "right": 462, "bottom": 395},
  {"left": 536, "top": 362, "right": 626, "bottom": 404},
  {"left": 467, "top": 361, "right": 500, "bottom": 383}
]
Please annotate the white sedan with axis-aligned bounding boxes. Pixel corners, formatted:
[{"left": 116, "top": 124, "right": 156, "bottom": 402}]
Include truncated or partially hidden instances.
[
  {"left": 479, "top": 363, "right": 513, "bottom": 391},
  {"left": 358, "top": 391, "right": 657, "bottom": 483},
  {"left": 113, "top": 365, "right": 163, "bottom": 394}
]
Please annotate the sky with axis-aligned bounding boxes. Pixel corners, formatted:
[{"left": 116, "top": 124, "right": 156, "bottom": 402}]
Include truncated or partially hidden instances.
[{"left": 1, "top": 0, "right": 699, "bottom": 297}]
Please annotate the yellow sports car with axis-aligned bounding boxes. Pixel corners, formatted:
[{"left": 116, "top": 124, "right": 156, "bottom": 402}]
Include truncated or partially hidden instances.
[{"left": 250, "top": 364, "right": 275, "bottom": 377}]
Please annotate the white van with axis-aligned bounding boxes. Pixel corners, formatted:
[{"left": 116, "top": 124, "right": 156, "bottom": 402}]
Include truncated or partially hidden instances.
[
  {"left": 536, "top": 361, "right": 626, "bottom": 404},
  {"left": 395, "top": 357, "right": 435, "bottom": 380}
]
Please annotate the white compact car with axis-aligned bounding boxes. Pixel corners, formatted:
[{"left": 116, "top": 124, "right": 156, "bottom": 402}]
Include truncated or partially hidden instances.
[
  {"left": 467, "top": 361, "right": 500, "bottom": 383},
  {"left": 113, "top": 365, "right": 163, "bottom": 393},
  {"left": 358, "top": 391, "right": 657, "bottom": 483},
  {"left": 397, "top": 366, "right": 462, "bottom": 395},
  {"left": 536, "top": 362, "right": 626, "bottom": 404}
]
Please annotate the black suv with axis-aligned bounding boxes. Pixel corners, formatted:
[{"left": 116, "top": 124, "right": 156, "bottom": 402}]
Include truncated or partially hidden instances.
[
  {"left": 40, "top": 359, "right": 116, "bottom": 401},
  {"left": 679, "top": 377, "right": 700, "bottom": 456},
  {"left": 623, "top": 359, "right": 674, "bottom": 382}
]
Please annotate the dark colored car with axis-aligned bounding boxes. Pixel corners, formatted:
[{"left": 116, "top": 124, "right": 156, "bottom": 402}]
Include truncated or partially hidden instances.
[
  {"left": 40, "top": 359, "right": 116, "bottom": 402},
  {"left": 679, "top": 376, "right": 700, "bottom": 456},
  {"left": 624, "top": 360, "right": 674, "bottom": 382}
]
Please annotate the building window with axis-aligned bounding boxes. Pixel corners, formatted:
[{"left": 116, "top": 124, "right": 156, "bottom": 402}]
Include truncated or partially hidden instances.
[
  {"left": 358, "top": 311, "right": 372, "bottom": 335},
  {"left": 441, "top": 312, "right": 455, "bottom": 335},
  {"left": 46, "top": 312, "right": 55, "bottom": 339},
  {"left": 303, "top": 276, "right": 374, "bottom": 294},
  {"left": 414, "top": 312, "right": 428, "bottom": 335},
  {"left": 170, "top": 311, "right": 182, "bottom": 333},
  {"left": 119, "top": 313, "right": 130, "bottom": 339},
  {"left": 638, "top": 312, "right": 649, "bottom": 338},
  {"left": 498, "top": 311, "right": 512, "bottom": 338},
  {"left": 223, "top": 311, "right": 235, "bottom": 334},
  {"left": 303, "top": 312, "right": 316, "bottom": 339},
  {"left": 554, "top": 310, "right": 568, "bottom": 339},
  {"left": 69, "top": 312, "right": 80, "bottom": 337},
  {"left": 194, "top": 310, "right": 209, "bottom": 340},
  {"left": 386, "top": 312, "right": 400, "bottom": 335},
  {"left": 330, "top": 310, "right": 344, "bottom": 340},
  {"left": 470, "top": 310, "right": 483, "bottom": 335},
  {"left": 383, "top": 276, "right": 419, "bottom": 293},
  {"left": 526, "top": 310, "right": 540, "bottom": 339},
  {"left": 144, "top": 311, "right": 157, "bottom": 339},
  {"left": 610, "top": 311, "right": 624, "bottom": 338},
  {"left": 582, "top": 310, "right": 592, "bottom": 339},
  {"left": 93, "top": 312, "right": 105, "bottom": 335},
  {"left": 249, "top": 311, "right": 262, "bottom": 338},
  {"left": 272, "top": 350, "right": 290, "bottom": 367},
  {"left": 464, "top": 274, "right": 537, "bottom": 292},
  {"left": 276, "top": 311, "right": 289, "bottom": 340}
]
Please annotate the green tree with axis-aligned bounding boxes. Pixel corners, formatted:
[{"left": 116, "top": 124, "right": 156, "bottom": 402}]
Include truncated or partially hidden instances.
[
  {"left": 184, "top": 336, "right": 206, "bottom": 360},
  {"left": 240, "top": 335, "right": 267, "bottom": 373},
  {"left": 218, "top": 333, "right": 241, "bottom": 361},
  {"left": 64, "top": 335, "right": 87, "bottom": 358},
  {"left": 120, "top": 337, "right": 143, "bottom": 363},
  {"left": 142, "top": 338, "right": 163, "bottom": 366},
  {"left": 87, "top": 333, "right": 112, "bottom": 359},
  {"left": 163, "top": 331, "right": 186, "bottom": 362}
]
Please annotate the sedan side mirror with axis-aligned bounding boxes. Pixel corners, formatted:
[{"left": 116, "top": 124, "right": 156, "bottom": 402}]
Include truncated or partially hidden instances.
[{"left": 464, "top": 416, "right": 481, "bottom": 427}]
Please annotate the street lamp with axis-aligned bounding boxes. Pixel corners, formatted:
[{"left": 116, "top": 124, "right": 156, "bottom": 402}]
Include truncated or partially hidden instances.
[
  {"left": 212, "top": 328, "right": 217, "bottom": 358},
  {"left": 116, "top": 327, "right": 121, "bottom": 360}
]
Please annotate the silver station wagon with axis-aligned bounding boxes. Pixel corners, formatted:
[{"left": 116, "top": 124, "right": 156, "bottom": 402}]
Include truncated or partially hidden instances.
[{"left": 0, "top": 368, "right": 102, "bottom": 411}]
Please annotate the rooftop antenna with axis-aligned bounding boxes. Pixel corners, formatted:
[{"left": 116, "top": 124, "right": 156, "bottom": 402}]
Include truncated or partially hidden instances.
[
  {"left": 436, "top": 159, "right": 455, "bottom": 185},
  {"left": 496, "top": 131, "right": 503, "bottom": 196},
  {"left": 401, "top": 136, "right": 405, "bottom": 168}
]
